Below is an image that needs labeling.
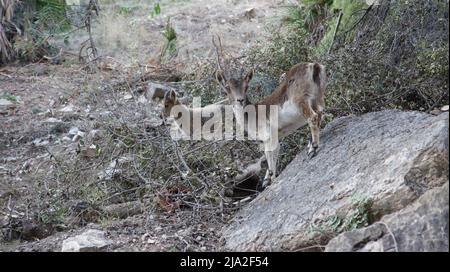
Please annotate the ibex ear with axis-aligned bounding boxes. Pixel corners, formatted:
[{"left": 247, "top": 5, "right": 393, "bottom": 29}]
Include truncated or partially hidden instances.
[
  {"left": 216, "top": 70, "right": 226, "bottom": 83},
  {"left": 216, "top": 70, "right": 229, "bottom": 93},
  {"left": 242, "top": 69, "right": 253, "bottom": 91},
  {"left": 244, "top": 69, "right": 253, "bottom": 82},
  {"left": 166, "top": 90, "right": 177, "bottom": 102}
]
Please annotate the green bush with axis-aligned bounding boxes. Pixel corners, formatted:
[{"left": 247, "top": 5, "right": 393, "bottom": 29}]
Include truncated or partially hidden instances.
[
  {"left": 35, "top": 0, "right": 71, "bottom": 33},
  {"left": 8, "top": 0, "right": 70, "bottom": 62}
]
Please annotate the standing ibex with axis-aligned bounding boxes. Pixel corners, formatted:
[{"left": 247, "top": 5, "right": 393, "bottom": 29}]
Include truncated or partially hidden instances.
[{"left": 213, "top": 37, "right": 326, "bottom": 188}]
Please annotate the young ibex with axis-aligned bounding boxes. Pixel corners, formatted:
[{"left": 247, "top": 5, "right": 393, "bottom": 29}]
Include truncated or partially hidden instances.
[
  {"left": 213, "top": 38, "right": 326, "bottom": 187},
  {"left": 162, "top": 90, "right": 227, "bottom": 140}
]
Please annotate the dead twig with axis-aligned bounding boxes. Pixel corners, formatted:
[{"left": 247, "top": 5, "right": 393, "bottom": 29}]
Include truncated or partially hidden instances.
[
  {"left": 328, "top": 11, "right": 343, "bottom": 54},
  {"left": 376, "top": 221, "right": 399, "bottom": 252}
]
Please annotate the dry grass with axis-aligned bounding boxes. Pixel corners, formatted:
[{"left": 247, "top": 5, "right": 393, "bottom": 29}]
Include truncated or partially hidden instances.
[{"left": 0, "top": 0, "right": 18, "bottom": 63}]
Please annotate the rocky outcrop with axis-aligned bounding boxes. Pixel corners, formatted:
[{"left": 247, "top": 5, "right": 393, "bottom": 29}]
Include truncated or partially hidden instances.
[
  {"left": 325, "top": 182, "right": 449, "bottom": 252},
  {"left": 222, "top": 110, "right": 449, "bottom": 251}
]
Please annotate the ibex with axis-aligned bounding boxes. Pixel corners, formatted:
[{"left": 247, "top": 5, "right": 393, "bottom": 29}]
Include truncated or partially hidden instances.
[{"left": 213, "top": 37, "right": 326, "bottom": 188}]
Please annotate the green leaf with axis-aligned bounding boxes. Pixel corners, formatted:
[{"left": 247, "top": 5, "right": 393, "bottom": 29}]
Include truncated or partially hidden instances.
[
  {"left": 154, "top": 3, "right": 161, "bottom": 15},
  {"left": 149, "top": 3, "right": 161, "bottom": 18}
]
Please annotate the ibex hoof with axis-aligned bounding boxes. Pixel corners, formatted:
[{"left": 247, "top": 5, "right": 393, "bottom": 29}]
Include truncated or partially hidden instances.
[
  {"left": 307, "top": 141, "right": 319, "bottom": 159},
  {"left": 262, "top": 178, "right": 272, "bottom": 189},
  {"left": 307, "top": 149, "right": 317, "bottom": 159}
]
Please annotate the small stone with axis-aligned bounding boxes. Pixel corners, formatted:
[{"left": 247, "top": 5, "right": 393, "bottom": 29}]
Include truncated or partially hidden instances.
[
  {"left": 147, "top": 239, "right": 156, "bottom": 244},
  {"left": 43, "top": 109, "right": 53, "bottom": 117},
  {"left": 88, "top": 129, "right": 104, "bottom": 141},
  {"left": 441, "top": 105, "right": 449, "bottom": 112},
  {"left": 99, "top": 111, "right": 112, "bottom": 118},
  {"left": 72, "top": 131, "right": 85, "bottom": 142},
  {"left": 43, "top": 117, "right": 62, "bottom": 124},
  {"left": 141, "top": 233, "right": 150, "bottom": 242},
  {"left": 32, "top": 138, "right": 49, "bottom": 146},
  {"left": 81, "top": 144, "right": 98, "bottom": 158},
  {"left": 138, "top": 95, "right": 148, "bottom": 104},
  {"left": 0, "top": 98, "right": 13, "bottom": 107},
  {"left": 430, "top": 109, "right": 441, "bottom": 115},
  {"left": 0, "top": 98, "right": 15, "bottom": 110},
  {"left": 59, "top": 104, "right": 75, "bottom": 113},
  {"left": 61, "top": 229, "right": 111, "bottom": 252},
  {"left": 68, "top": 127, "right": 80, "bottom": 136},
  {"left": 123, "top": 93, "right": 133, "bottom": 100},
  {"left": 243, "top": 8, "right": 264, "bottom": 20}
]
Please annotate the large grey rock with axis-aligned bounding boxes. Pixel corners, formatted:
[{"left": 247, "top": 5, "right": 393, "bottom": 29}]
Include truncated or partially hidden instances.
[
  {"left": 61, "top": 229, "right": 111, "bottom": 252},
  {"left": 325, "top": 182, "right": 449, "bottom": 252},
  {"left": 222, "top": 110, "right": 449, "bottom": 251}
]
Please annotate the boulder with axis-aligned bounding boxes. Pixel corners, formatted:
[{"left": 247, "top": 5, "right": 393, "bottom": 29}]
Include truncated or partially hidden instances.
[
  {"left": 61, "top": 229, "right": 111, "bottom": 252},
  {"left": 222, "top": 110, "right": 449, "bottom": 251},
  {"left": 325, "top": 182, "right": 448, "bottom": 252}
]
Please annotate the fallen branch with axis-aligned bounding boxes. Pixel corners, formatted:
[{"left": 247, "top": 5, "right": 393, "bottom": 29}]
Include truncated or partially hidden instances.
[{"left": 101, "top": 200, "right": 146, "bottom": 219}]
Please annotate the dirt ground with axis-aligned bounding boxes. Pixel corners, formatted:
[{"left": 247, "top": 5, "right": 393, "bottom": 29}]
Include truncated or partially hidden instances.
[
  {"left": 64, "top": 0, "right": 286, "bottom": 68},
  {"left": 0, "top": 0, "right": 288, "bottom": 251}
]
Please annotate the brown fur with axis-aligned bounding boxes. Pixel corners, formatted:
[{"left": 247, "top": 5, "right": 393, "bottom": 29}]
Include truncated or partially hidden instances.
[{"left": 255, "top": 63, "right": 325, "bottom": 121}]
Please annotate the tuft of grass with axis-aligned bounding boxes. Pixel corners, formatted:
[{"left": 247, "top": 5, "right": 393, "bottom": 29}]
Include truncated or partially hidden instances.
[
  {"left": 159, "top": 17, "right": 177, "bottom": 61},
  {"left": 117, "top": 6, "right": 132, "bottom": 15},
  {"left": 311, "top": 194, "right": 375, "bottom": 236},
  {"left": 149, "top": 2, "right": 161, "bottom": 18},
  {"left": 162, "top": 18, "right": 177, "bottom": 43},
  {"left": 343, "top": 194, "right": 375, "bottom": 231},
  {"left": 0, "top": 92, "right": 18, "bottom": 102}
]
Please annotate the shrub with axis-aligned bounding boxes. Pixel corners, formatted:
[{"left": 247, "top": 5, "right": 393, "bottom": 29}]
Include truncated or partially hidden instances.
[{"left": 250, "top": 0, "right": 449, "bottom": 118}]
